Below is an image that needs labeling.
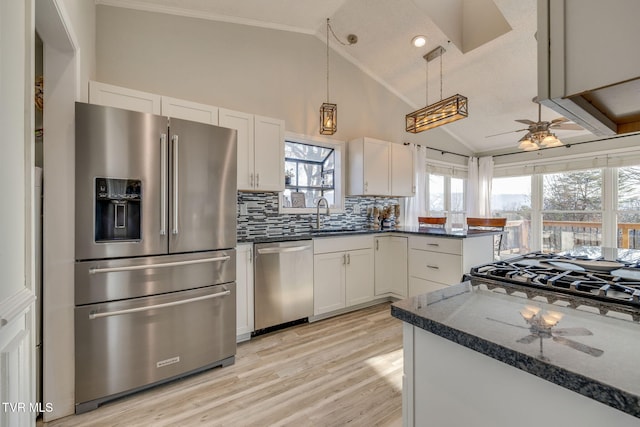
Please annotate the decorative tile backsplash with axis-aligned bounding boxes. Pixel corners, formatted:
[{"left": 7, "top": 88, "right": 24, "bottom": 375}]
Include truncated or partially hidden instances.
[{"left": 237, "top": 192, "right": 400, "bottom": 241}]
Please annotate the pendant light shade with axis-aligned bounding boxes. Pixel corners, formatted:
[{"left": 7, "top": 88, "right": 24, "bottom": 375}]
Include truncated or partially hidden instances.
[
  {"left": 320, "top": 102, "right": 337, "bottom": 135},
  {"left": 406, "top": 45, "right": 468, "bottom": 133}
]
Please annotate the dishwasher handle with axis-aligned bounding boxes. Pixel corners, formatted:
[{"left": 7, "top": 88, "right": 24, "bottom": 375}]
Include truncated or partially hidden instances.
[{"left": 256, "top": 245, "right": 311, "bottom": 255}]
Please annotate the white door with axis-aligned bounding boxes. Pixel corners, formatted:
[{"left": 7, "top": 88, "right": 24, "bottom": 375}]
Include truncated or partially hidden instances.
[
  {"left": 235, "top": 244, "right": 254, "bottom": 340},
  {"left": 345, "top": 248, "right": 374, "bottom": 306},
  {"left": 1, "top": 1, "right": 36, "bottom": 426},
  {"left": 219, "top": 108, "right": 254, "bottom": 191},
  {"left": 88, "top": 80, "right": 161, "bottom": 114},
  {"left": 363, "top": 138, "right": 391, "bottom": 195},
  {"left": 161, "top": 96, "right": 218, "bottom": 125},
  {"left": 391, "top": 143, "right": 415, "bottom": 197},
  {"left": 254, "top": 115, "right": 284, "bottom": 192},
  {"left": 313, "top": 252, "right": 346, "bottom": 315}
]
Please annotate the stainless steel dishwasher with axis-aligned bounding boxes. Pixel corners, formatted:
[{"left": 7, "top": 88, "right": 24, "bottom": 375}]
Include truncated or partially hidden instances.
[{"left": 254, "top": 239, "right": 313, "bottom": 332}]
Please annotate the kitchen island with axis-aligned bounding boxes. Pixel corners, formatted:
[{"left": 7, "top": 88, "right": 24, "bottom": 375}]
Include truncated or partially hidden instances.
[{"left": 391, "top": 282, "right": 640, "bottom": 427}]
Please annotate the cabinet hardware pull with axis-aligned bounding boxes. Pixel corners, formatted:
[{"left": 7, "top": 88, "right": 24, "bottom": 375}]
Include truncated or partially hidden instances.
[
  {"left": 160, "top": 133, "right": 167, "bottom": 236},
  {"left": 376, "top": 240, "right": 379, "bottom": 250},
  {"left": 426, "top": 265, "right": 439, "bottom": 269},
  {"left": 347, "top": 253, "right": 351, "bottom": 264},
  {"left": 172, "top": 134, "right": 179, "bottom": 235},
  {"left": 88, "top": 290, "right": 231, "bottom": 320},
  {"left": 250, "top": 173, "right": 254, "bottom": 187},
  {"left": 343, "top": 254, "right": 346, "bottom": 265},
  {"left": 89, "top": 256, "right": 230, "bottom": 274},
  {"left": 256, "top": 173, "right": 260, "bottom": 187},
  {"left": 427, "top": 243, "right": 439, "bottom": 247}
]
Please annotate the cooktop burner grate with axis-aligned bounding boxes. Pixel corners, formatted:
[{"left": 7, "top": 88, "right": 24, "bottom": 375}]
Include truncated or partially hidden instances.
[{"left": 465, "top": 252, "right": 640, "bottom": 322}]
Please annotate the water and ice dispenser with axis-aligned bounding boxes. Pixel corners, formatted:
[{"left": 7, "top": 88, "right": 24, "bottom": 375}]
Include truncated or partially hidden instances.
[{"left": 94, "top": 178, "right": 141, "bottom": 242}]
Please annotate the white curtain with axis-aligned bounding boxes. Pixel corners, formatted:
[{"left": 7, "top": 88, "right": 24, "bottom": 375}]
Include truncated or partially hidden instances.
[
  {"left": 478, "top": 156, "right": 494, "bottom": 216},
  {"left": 403, "top": 145, "right": 427, "bottom": 227},
  {"left": 466, "top": 156, "right": 494, "bottom": 217},
  {"left": 466, "top": 157, "right": 479, "bottom": 216}
]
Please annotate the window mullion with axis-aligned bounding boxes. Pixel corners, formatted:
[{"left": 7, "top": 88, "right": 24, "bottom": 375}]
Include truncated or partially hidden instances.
[
  {"left": 531, "top": 174, "right": 543, "bottom": 251},
  {"left": 602, "top": 167, "right": 617, "bottom": 248}
]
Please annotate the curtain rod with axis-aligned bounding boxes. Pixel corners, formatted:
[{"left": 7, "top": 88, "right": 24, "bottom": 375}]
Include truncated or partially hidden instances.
[{"left": 403, "top": 142, "right": 469, "bottom": 159}]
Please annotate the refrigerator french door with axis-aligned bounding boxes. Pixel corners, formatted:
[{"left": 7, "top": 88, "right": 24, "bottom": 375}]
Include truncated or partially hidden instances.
[
  {"left": 75, "top": 102, "right": 237, "bottom": 259},
  {"left": 74, "top": 102, "right": 238, "bottom": 413}
]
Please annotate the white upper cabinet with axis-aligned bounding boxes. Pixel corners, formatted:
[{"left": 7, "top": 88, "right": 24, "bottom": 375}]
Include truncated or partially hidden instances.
[
  {"left": 253, "top": 115, "right": 285, "bottom": 192},
  {"left": 348, "top": 137, "right": 391, "bottom": 196},
  {"left": 89, "top": 81, "right": 161, "bottom": 115},
  {"left": 89, "top": 82, "right": 285, "bottom": 193},
  {"left": 219, "top": 108, "right": 255, "bottom": 191},
  {"left": 161, "top": 96, "right": 218, "bottom": 125},
  {"left": 391, "top": 143, "right": 415, "bottom": 197},
  {"left": 219, "top": 109, "right": 284, "bottom": 192}
]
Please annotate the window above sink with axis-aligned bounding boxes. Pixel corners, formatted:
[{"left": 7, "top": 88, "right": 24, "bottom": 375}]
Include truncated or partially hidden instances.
[{"left": 280, "top": 132, "right": 345, "bottom": 214}]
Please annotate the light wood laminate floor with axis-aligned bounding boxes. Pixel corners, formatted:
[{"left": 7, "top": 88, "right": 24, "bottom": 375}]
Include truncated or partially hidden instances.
[{"left": 41, "top": 303, "right": 402, "bottom": 427}]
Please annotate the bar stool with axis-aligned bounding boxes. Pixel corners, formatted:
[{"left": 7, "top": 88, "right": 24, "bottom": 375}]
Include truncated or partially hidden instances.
[
  {"left": 466, "top": 217, "right": 507, "bottom": 256},
  {"left": 418, "top": 216, "right": 447, "bottom": 228}
]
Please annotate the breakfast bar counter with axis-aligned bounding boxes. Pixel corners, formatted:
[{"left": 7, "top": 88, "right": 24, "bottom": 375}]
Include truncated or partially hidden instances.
[{"left": 391, "top": 281, "right": 640, "bottom": 426}]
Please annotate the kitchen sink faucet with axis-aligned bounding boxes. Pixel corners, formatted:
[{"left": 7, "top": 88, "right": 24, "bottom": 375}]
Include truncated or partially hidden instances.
[{"left": 316, "top": 197, "right": 330, "bottom": 229}]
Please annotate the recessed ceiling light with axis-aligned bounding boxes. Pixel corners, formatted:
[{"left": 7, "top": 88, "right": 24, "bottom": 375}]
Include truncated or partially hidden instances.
[{"left": 411, "top": 35, "right": 427, "bottom": 47}]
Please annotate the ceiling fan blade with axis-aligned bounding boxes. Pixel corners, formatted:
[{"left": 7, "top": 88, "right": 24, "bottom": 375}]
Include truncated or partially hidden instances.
[
  {"left": 550, "top": 117, "right": 569, "bottom": 124},
  {"left": 515, "top": 119, "right": 536, "bottom": 125},
  {"left": 550, "top": 123, "right": 583, "bottom": 130},
  {"left": 553, "top": 336, "right": 604, "bottom": 357},
  {"left": 517, "top": 334, "right": 538, "bottom": 344},
  {"left": 485, "top": 128, "right": 528, "bottom": 138},
  {"left": 552, "top": 327, "right": 593, "bottom": 337}
]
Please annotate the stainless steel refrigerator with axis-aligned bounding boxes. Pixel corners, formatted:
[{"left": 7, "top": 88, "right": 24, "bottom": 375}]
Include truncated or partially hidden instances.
[{"left": 74, "top": 102, "right": 237, "bottom": 413}]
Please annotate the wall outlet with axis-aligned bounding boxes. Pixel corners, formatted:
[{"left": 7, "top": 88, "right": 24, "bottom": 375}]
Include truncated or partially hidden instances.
[
  {"left": 239, "top": 203, "right": 248, "bottom": 215},
  {"left": 353, "top": 204, "right": 361, "bottom": 214}
]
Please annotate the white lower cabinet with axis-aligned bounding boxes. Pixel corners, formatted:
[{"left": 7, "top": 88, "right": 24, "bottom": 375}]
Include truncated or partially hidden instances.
[
  {"left": 408, "top": 235, "right": 494, "bottom": 297},
  {"left": 236, "top": 243, "right": 254, "bottom": 341},
  {"left": 313, "top": 236, "right": 374, "bottom": 316},
  {"left": 374, "top": 235, "right": 408, "bottom": 297}
]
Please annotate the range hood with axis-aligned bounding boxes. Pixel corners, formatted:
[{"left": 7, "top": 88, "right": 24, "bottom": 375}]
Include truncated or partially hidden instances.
[{"left": 537, "top": 0, "right": 640, "bottom": 137}]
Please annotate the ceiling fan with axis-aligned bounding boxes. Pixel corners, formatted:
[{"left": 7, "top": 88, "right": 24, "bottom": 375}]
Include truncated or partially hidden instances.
[{"left": 487, "top": 99, "right": 583, "bottom": 151}]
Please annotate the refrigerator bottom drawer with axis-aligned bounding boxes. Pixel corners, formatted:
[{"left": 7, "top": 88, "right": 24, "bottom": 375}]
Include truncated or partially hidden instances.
[{"left": 74, "top": 283, "right": 236, "bottom": 413}]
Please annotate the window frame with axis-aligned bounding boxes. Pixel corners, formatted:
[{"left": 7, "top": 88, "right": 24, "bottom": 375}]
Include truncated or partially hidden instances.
[
  {"left": 424, "top": 162, "right": 467, "bottom": 227},
  {"left": 279, "top": 132, "right": 345, "bottom": 215}
]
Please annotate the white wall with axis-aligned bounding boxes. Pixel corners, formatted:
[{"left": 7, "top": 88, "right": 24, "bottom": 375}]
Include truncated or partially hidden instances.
[{"left": 95, "top": 5, "right": 470, "bottom": 154}]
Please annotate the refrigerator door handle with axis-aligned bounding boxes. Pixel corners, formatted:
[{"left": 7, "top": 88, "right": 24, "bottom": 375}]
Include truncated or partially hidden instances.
[
  {"left": 160, "top": 133, "right": 168, "bottom": 236},
  {"left": 88, "top": 255, "right": 231, "bottom": 275},
  {"left": 172, "top": 134, "right": 179, "bottom": 235},
  {"left": 88, "top": 290, "right": 231, "bottom": 319}
]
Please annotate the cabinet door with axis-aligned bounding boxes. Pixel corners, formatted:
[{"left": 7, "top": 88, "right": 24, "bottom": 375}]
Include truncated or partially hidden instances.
[
  {"left": 88, "top": 81, "right": 161, "bottom": 114},
  {"left": 254, "top": 115, "right": 285, "bottom": 192},
  {"left": 409, "top": 277, "right": 447, "bottom": 298},
  {"left": 345, "top": 248, "right": 374, "bottom": 307},
  {"left": 161, "top": 96, "right": 218, "bottom": 125},
  {"left": 375, "top": 236, "right": 408, "bottom": 297},
  {"left": 363, "top": 138, "right": 391, "bottom": 195},
  {"left": 236, "top": 244, "right": 254, "bottom": 340},
  {"left": 391, "top": 143, "right": 415, "bottom": 197},
  {"left": 219, "top": 108, "right": 255, "bottom": 191},
  {"left": 314, "top": 252, "right": 346, "bottom": 315}
]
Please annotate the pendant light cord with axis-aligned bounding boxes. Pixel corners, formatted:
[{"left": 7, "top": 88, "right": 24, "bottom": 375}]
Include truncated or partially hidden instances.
[
  {"left": 439, "top": 53, "right": 443, "bottom": 101},
  {"left": 326, "top": 18, "right": 330, "bottom": 102}
]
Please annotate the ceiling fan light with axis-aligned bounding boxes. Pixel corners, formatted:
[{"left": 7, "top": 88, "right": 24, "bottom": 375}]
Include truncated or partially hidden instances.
[
  {"left": 518, "top": 136, "right": 534, "bottom": 150},
  {"left": 523, "top": 142, "right": 540, "bottom": 151},
  {"left": 545, "top": 134, "right": 563, "bottom": 147}
]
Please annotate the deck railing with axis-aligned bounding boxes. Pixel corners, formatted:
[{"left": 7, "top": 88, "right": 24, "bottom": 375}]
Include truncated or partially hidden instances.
[{"left": 499, "top": 220, "right": 640, "bottom": 255}]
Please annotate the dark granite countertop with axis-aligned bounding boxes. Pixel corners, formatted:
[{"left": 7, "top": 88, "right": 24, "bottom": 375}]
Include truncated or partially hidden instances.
[
  {"left": 391, "top": 282, "right": 640, "bottom": 419},
  {"left": 238, "top": 226, "right": 501, "bottom": 243}
]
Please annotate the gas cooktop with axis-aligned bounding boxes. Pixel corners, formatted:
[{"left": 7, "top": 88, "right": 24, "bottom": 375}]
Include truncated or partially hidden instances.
[{"left": 464, "top": 249, "right": 640, "bottom": 322}]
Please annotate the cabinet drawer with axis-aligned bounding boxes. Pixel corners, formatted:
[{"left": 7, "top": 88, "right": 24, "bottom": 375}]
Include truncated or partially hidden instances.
[
  {"left": 409, "top": 249, "right": 462, "bottom": 285},
  {"left": 314, "top": 235, "right": 374, "bottom": 254},
  {"left": 409, "top": 236, "right": 462, "bottom": 255}
]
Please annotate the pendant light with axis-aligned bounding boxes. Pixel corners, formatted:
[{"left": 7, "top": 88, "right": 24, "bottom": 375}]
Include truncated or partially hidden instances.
[
  {"left": 406, "top": 45, "right": 468, "bottom": 133},
  {"left": 320, "top": 18, "right": 337, "bottom": 135}
]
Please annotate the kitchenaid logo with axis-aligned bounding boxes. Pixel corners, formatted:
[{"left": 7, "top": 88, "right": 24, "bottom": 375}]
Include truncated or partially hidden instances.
[
  {"left": 156, "top": 356, "right": 180, "bottom": 368},
  {"left": 2, "top": 402, "right": 54, "bottom": 413}
]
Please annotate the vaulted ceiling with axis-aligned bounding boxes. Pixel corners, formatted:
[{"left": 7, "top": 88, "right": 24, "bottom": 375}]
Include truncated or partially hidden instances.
[{"left": 97, "top": 0, "right": 592, "bottom": 153}]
